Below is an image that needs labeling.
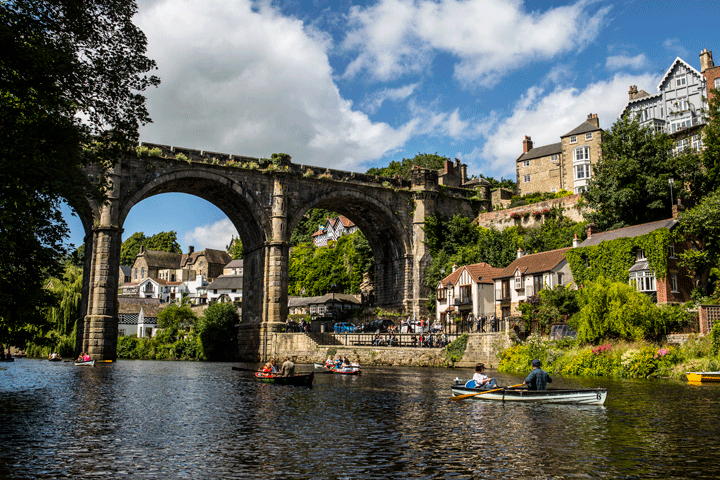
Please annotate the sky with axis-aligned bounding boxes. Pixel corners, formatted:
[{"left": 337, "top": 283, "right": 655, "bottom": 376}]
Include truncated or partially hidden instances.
[{"left": 62, "top": 0, "right": 720, "bottom": 253}]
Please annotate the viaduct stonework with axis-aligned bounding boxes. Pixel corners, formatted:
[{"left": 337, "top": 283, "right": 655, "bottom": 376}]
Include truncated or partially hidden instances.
[{"left": 76, "top": 144, "right": 488, "bottom": 361}]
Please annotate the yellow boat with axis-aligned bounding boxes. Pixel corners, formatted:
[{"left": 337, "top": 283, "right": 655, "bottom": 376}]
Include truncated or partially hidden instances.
[{"left": 686, "top": 372, "right": 720, "bottom": 382}]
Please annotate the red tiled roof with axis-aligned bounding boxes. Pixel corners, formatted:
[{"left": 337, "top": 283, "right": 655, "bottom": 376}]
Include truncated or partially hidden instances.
[
  {"left": 464, "top": 263, "right": 505, "bottom": 284},
  {"left": 339, "top": 215, "right": 355, "bottom": 228},
  {"left": 495, "top": 247, "right": 571, "bottom": 279}
]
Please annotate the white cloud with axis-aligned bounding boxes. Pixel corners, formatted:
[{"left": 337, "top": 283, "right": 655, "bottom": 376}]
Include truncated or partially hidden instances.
[
  {"left": 343, "top": 0, "right": 611, "bottom": 87},
  {"left": 663, "top": 38, "right": 689, "bottom": 59},
  {"left": 183, "top": 218, "right": 238, "bottom": 251},
  {"left": 361, "top": 83, "right": 419, "bottom": 114},
  {"left": 135, "top": 0, "right": 417, "bottom": 171},
  {"left": 606, "top": 54, "right": 649, "bottom": 71},
  {"left": 476, "top": 72, "right": 660, "bottom": 179}
]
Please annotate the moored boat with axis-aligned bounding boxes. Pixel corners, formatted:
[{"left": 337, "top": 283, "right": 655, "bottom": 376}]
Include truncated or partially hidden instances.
[
  {"left": 313, "top": 363, "right": 361, "bottom": 375},
  {"left": 450, "top": 379, "right": 607, "bottom": 405},
  {"left": 75, "top": 360, "right": 96, "bottom": 367},
  {"left": 686, "top": 371, "right": 720, "bottom": 382},
  {"left": 254, "top": 371, "right": 314, "bottom": 386}
]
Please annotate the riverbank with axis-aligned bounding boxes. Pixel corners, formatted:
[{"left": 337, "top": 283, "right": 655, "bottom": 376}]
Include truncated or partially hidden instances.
[{"left": 497, "top": 333, "right": 719, "bottom": 380}]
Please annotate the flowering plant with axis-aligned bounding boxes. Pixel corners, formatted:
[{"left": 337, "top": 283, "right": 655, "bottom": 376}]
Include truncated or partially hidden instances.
[
  {"left": 592, "top": 343, "right": 612, "bottom": 355},
  {"left": 654, "top": 347, "right": 670, "bottom": 359}
]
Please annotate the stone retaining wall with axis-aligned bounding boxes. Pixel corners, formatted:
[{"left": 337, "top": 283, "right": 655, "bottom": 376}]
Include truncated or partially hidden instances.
[{"left": 477, "top": 194, "right": 584, "bottom": 231}]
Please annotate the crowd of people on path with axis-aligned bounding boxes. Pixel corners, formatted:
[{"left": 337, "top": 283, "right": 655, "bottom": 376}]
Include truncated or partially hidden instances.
[{"left": 285, "top": 318, "right": 309, "bottom": 333}]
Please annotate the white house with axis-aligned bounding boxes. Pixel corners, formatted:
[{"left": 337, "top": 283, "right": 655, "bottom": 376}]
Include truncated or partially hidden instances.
[
  {"left": 137, "top": 277, "right": 181, "bottom": 303},
  {"left": 311, "top": 215, "right": 358, "bottom": 247},
  {"left": 436, "top": 262, "right": 504, "bottom": 325},
  {"left": 493, "top": 247, "right": 574, "bottom": 320},
  {"left": 118, "top": 300, "right": 163, "bottom": 338},
  {"left": 177, "top": 274, "right": 209, "bottom": 304},
  {"left": 202, "top": 275, "right": 243, "bottom": 304}
]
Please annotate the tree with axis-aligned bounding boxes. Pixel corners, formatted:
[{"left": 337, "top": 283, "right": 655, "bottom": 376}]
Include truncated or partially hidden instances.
[
  {"left": 701, "top": 88, "right": 720, "bottom": 194},
  {"left": 584, "top": 114, "right": 701, "bottom": 230},
  {"left": 290, "top": 208, "right": 336, "bottom": 247},
  {"left": 227, "top": 237, "right": 243, "bottom": 259},
  {"left": 482, "top": 175, "right": 518, "bottom": 191},
  {"left": 197, "top": 302, "right": 239, "bottom": 361},
  {"left": 675, "top": 188, "right": 720, "bottom": 294},
  {"left": 0, "top": 1, "right": 159, "bottom": 348},
  {"left": 46, "top": 262, "right": 83, "bottom": 336},
  {"left": 157, "top": 303, "right": 197, "bottom": 341},
  {"left": 120, "top": 231, "right": 182, "bottom": 266},
  {"left": 366, "top": 153, "right": 447, "bottom": 179}
]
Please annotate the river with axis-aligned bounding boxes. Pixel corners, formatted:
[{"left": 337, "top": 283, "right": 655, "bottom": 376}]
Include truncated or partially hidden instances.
[{"left": 1, "top": 359, "right": 718, "bottom": 479}]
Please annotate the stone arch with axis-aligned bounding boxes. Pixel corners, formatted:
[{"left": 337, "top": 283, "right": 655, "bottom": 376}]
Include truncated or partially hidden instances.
[
  {"left": 118, "top": 168, "right": 272, "bottom": 325},
  {"left": 288, "top": 188, "right": 413, "bottom": 310}
]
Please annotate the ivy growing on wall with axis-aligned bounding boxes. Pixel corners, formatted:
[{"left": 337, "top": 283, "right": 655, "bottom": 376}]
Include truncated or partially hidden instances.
[{"left": 566, "top": 228, "right": 672, "bottom": 285}]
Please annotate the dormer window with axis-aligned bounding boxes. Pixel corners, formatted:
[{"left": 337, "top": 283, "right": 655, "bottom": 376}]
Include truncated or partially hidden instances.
[{"left": 514, "top": 274, "right": 523, "bottom": 290}]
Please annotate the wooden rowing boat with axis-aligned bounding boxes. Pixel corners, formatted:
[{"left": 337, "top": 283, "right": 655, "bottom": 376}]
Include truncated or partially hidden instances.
[
  {"left": 686, "top": 371, "right": 720, "bottom": 382},
  {"left": 74, "top": 360, "right": 96, "bottom": 367},
  {"left": 254, "top": 371, "right": 314, "bottom": 386},
  {"left": 313, "top": 363, "right": 361, "bottom": 375},
  {"left": 450, "top": 379, "right": 607, "bottom": 405}
]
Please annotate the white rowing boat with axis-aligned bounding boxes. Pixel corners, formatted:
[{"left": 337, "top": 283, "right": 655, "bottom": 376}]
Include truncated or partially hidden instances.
[{"left": 450, "top": 379, "right": 607, "bottom": 405}]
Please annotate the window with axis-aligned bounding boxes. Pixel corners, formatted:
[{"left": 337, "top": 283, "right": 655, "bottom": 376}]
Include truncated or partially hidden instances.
[
  {"left": 570, "top": 135, "right": 577, "bottom": 143},
  {"left": 676, "top": 138, "right": 689, "bottom": 153},
  {"left": 585, "top": 132, "right": 593, "bottom": 140},
  {"left": 636, "top": 249, "right": 646, "bottom": 261},
  {"left": 460, "top": 285, "right": 471, "bottom": 303},
  {"left": 671, "top": 274, "right": 679, "bottom": 293},
  {"left": 575, "top": 164, "right": 591, "bottom": 180},
  {"left": 574, "top": 186, "right": 587, "bottom": 193},
  {"left": 692, "top": 135, "right": 703, "bottom": 150},
  {"left": 437, "top": 288, "right": 446, "bottom": 300},
  {"left": 629, "top": 271, "right": 656, "bottom": 292},
  {"left": 523, "top": 160, "right": 530, "bottom": 167},
  {"left": 574, "top": 146, "right": 590, "bottom": 161},
  {"left": 533, "top": 275, "right": 543, "bottom": 295},
  {"left": 551, "top": 187, "right": 557, "bottom": 193},
  {"left": 523, "top": 174, "right": 531, "bottom": 183},
  {"left": 141, "top": 267, "right": 145, "bottom": 278},
  {"left": 715, "top": 78, "right": 720, "bottom": 90},
  {"left": 557, "top": 272, "right": 564, "bottom": 286},
  {"left": 551, "top": 154, "right": 559, "bottom": 163},
  {"left": 677, "top": 77, "right": 686, "bottom": 87},
  {"left": 668, "top": 242, "right": 676, "bottom": 258},
  {"left": 514, "top": 275, "right": 522, "bottom": 290}
]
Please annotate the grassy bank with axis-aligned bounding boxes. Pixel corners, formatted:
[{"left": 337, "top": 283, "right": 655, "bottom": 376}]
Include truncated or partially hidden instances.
[{"left": 498, "top": 334, "right": 720, "bottom": 380}]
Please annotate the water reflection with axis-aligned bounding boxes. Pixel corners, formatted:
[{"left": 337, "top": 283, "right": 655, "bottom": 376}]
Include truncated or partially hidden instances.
[{"left": 1, "top": 360, "right": 719, "bottom": 479}]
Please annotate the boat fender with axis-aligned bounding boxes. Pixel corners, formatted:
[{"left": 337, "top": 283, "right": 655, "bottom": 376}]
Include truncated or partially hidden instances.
[{"left": 465, "top": 380, "right": 477, "bottom": 388}]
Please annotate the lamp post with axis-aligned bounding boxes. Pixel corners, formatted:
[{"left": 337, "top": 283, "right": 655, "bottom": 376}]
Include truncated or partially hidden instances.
[{"left": 669, "top": 178, "right": 675, "bottom": 213}]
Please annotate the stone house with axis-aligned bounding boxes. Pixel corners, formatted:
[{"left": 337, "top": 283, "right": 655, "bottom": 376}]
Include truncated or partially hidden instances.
[
  {"left": 131, "top": 247, "right": 182, "bottom": 283},
  {"left": 201, "top": 274, "right": 243, "bottom": 304},
  {"left": 287, "top": 293, "right": 361, "bottom": 318},
  {"left": 573, "top": 211, "right": 692, "bottom": 305},
  {"left": 223, "top": 259, "right": 243, "bottom": 276},
  {"left": 436, "top": 263, "right": 505, "bottom": 325},
  {"left": 131, "top": 246, "right": 231, "bottom": 284},
  {"left": 621, "top": 54, "right": 708, "bottom": 154},
  {"left": 493, "top": 247, "right": 575, "bottom": 319},
  {"left": 516, "top": 114, "right": 603, "bottom": 195}
]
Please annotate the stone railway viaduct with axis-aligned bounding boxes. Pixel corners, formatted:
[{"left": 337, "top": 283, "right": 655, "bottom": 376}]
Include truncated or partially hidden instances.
[{"left": 75, "top": 144, "right": 487, "bottom": 361}]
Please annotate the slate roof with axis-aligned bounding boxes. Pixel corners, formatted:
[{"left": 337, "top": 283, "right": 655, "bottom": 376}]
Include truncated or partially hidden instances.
[
  {"left": 224, "top": 259, "right": 243, "bottom": 269},
  {"left": 206, "top": 275, "right": 243, "bottom": 290},
  {"left": 579, "top": 219, "right": 677, "bottom": 247},
  {"left": 288, "top": 293, "right": 360, "bottom": 307},
  {"left": 181, "top": 249, "right": 231, "bottom": 268},
  {"left": 517, "top": 142, "right": 562, "bottom": 162},
  {"left": 495, "top": 247, "right": 572, "bottom": 279},
  {"left": 562, "top": 120, "right": 603, "bottom": 138},
  {"left": 139, "top": 249, "right": 183, "bottom": 269}
]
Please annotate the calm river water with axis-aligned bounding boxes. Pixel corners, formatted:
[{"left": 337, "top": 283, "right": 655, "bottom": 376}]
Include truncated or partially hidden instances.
[{"left": 1, "top": 359, "right": 719, "bottom": 479}]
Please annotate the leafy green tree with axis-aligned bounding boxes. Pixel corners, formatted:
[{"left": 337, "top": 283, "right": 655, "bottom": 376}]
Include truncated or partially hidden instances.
[
  {"left": 569, "top": 277, "right": 666, "bottom": 344},
  {"left": 46, "top": 263, "right": 83, "bottom": 336},
  {"left": 481, "top": 176, "right": 518, "bottom": 191},
  {"left": 584, "top": 114, "right": 700, "bottom": 230},
  {"left": 120, "top": 231, "right": 182, "bottom": 266},
  {"left": 0, "top": 1, "right": 158, "bottom": 348},
  {"left": 197, "top": 302, "right": 239, "bottom": 361},
  {"left": 290, "top": 208, "right": 336, "bottom": 246},
  {"left": 228, "top": 237, "right": 243, "bottom": 259},
  {"left": 366, "top": 153, "right": 447, "bottom": 179},
  {"left": 157, "top": 303, "right": 197, "bottom": 341},
  {"left": 701, "top": 88, "right": 720, "bottom": 194},
  {"left": 520, "top": 212, "right": 587, "bottom": 253},
  {"left": 675, "top": 188, "right": 720, "bottom": 294}
]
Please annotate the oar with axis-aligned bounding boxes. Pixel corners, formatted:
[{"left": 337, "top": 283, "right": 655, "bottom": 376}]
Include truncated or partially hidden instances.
[{"left": 450, "top": 383, "right": 524, "bottom": 401}]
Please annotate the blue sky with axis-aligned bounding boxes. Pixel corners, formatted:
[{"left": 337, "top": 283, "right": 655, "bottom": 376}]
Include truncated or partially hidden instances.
[{"left": 62, "top": 0, "right": 720, "bottom": 254}]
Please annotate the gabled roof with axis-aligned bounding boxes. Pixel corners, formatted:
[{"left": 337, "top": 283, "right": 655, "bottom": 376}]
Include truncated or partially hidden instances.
[
  {"left": 338, "top": 215, "right": 355, "bottom": 228},
  {"left": 562, "top": 120, "right": 603, "bottom": 138},
  {"left": 438, "top": 267, "right": 463, "bottom": 288},
  {"left": 288, "top": 293, "right": 361, "bottom": 306},
  {"left": 465, "top": 263, "right": 505, "bottom": 284},
  {"left": 206, "top": 275, "right": 243, "bottom": 290},
  {"left": 658, "top": 57, "right": 703, "bottom": 91},
  {"left": 181, "top": 249, "right": 232, "bottom": 267},
  {"left": 224, "top": 259, "right": 243, "bottom": 269},
  {"left": 495, "top": 247, "right": 572, "bottom": 279},
  {"left": 580, "top": 219, "right": 677, "bottom": 247},
  {"left": 517, "top": 142, "right": 562, "bottom": 162},
  {"left": 137, "top": 249, "right": 183, "bottom": 269},
  {"left": 119, "top": 266, "right": 131, "bottom": 276}
]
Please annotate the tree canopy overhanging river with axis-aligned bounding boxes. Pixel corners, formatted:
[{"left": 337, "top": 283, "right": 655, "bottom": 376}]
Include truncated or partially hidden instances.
[{"left": 1, "top": 359, "right": 719, "bottom": 479}]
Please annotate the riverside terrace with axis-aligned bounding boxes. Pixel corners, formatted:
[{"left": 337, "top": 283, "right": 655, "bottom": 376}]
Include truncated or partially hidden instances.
[{"left": 75, "top": 143, "right": 488, "bottom": 361}]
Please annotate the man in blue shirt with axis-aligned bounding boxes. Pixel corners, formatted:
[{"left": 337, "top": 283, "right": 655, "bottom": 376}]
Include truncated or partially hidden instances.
[{"left": 523, "top": 359, "right": 552, "bottom": 390}]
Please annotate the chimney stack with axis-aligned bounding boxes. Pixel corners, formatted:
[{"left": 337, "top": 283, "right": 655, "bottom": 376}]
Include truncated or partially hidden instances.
[
  {"left": 517, "top": 247, "right": 524, "bottom": 259},
  {"left": 628, "top": 85, "right": 638, "bottom": 100},
  {"left": 700, "top": 49, "right": 714, "bottom": 73},
  {"left": 444, "top": 159, "right": 454, "bottom": 175},
  {"left": 188, "top": 246, "right": 195, "bottom": 254},
  {"left": 573, "top": 234, "right": 580, "bottom": 248},
  {"left": 522, "top": 136, "right": 533, "bottom": 153},
  {"left": 587, "top": 223, "right": 599, "bottom": 238},
  {"left": 672, "top": 198, "right": 685, "bottom": 220},
  {"left": 587, "top": 113, "right": 599, "bottom": 128}
]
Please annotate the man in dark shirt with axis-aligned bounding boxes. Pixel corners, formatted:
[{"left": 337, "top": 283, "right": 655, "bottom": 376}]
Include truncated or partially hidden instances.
[{"left": 523, "top": 359, "right": 552, "bottom": 390}]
